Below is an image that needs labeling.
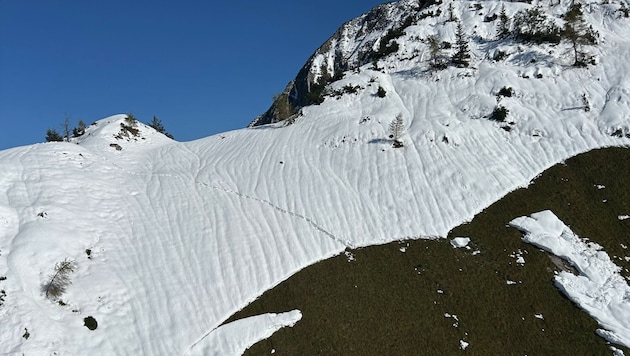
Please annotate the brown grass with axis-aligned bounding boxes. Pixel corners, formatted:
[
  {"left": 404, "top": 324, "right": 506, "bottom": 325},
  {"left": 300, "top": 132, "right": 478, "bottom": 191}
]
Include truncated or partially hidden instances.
[{"left": 226, "top": 147, "right": 630, "bottom": 355}]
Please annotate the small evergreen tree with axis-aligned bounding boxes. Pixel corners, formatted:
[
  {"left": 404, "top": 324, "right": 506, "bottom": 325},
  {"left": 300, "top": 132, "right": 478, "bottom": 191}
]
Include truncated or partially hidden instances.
[
  {"left": 389, "top": 114, "right": 405, "bottom": 148},
  {"left": 149, "top": 116, "right": 174, "bottom": 139},
  {"left": 496, "top": 5, "right": 511, "bottom": 40},
  {"left": 72, "top": 120, "right": 86, "bottom": 137},
  {"left": 45, "top": 129, "right": 64, "bottom": 142},
  {"left": 125, "top": 113, "right": 138, "bottom": 126},
  {"left": 44, "top": 259, "right": 76, "bottom": 300},
  {"left": 452, "top": 21, "right": 471, "bottom": 67},
  {"left": 563, "top": 3, "right": 597, "bottom": 67},
  {"left": 427, "top": 34, "right": 447, "bottom": 69}
]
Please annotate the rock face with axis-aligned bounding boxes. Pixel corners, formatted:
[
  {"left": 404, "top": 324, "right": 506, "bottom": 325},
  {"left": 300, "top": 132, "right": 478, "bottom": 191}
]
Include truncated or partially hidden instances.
[{"left": 250, "top": 0, "right": 426, "bottom": 127}]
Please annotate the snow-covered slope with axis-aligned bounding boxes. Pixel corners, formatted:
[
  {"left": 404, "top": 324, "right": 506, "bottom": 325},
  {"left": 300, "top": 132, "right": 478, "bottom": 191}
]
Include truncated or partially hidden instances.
[{"left": 1, "top": 0, "right": 630, "bottom": 354}]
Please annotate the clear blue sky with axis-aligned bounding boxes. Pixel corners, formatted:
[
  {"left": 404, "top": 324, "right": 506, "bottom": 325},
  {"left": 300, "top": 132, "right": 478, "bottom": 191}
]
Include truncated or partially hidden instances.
[{"left": 0, "top": 0, "right": 391, "bottom": 150}]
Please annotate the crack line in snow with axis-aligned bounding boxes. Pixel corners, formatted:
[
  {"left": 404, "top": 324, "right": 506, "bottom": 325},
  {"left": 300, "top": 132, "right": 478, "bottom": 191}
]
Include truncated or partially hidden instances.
[
  {"left": 196, "top": 181, "right": 353, "bottom": 249},
  {"left": 98, "top": 151, "right": 352, "bottom": 249}
]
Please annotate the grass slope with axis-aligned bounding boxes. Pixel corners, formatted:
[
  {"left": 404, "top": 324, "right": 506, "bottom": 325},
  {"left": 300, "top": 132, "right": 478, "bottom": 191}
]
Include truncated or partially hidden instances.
[{"left": 227, "top": 147, "right": 630, "bottom": 355}]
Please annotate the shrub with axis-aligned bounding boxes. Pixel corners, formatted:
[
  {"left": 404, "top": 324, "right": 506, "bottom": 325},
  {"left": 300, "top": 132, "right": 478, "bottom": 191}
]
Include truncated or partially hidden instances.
[
  {"left": 72, "top": 120, "right": 86, "bottom": 138},
  {"left": 377, "top": 38, "right": 400, "bottom": 57},
  {"left": 489, "top": 106, "right": 509, "bottom": 122},
  {"left": 582, "top": 94, "right": 590, "bottom": 112},
  {"left": 513, "top": 8, "right": 561, "bottom": 44},
  {"left": 377, "top": 86, "right": 387, "bottom": 98},
  {"left": 307, "top": 83, "right": 327, "bottom": 105},
  {"left": 84, "top": 316, "right": 98, "bottom": 330},
  {"left": 119, "top": 122, "right": 140, "bottom": 137},
  {"left": 342, "top": 84, "right": 361, "bottom": 94},
  {"left": 374, "top": 20, "right": 410, "bottom": 60},
  {"left": 493, "top": 50, "right": 508, "bottom": 61},
  {"left": 497, "top": 86, "right": 513, "bottom": 98},
  {"left": 45, "top": 129, "right": 64, "bottom": 142},
  {"left": 619, "top": 3, "right": 630, "bottom": 18},
  {"left": 125, "top": 113, "right": 137, "bottom": 126},
  {"left": 44, "top": 259, "right": 76, "bottom": 300},
  {"left": 484, "top": 13, "right": 498, "bottom": 22},
  {"left": 270, "top": 92, "right": 297, "bottom": 119}
]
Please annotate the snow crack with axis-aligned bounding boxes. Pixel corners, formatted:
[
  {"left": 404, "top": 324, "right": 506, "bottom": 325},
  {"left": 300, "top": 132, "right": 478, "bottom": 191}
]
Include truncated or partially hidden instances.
[{"left": 197, "top": 182, "right": 353, "bottom": 249}]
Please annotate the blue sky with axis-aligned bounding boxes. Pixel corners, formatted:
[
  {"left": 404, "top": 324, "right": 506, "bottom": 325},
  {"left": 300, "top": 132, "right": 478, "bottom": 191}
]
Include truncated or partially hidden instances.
[{"left": 0, "top": 0, "right": 391, "bottom": 150}]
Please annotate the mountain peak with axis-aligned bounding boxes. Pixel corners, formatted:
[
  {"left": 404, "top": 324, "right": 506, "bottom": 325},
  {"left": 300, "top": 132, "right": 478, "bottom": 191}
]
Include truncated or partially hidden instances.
[
  {"left": 252, "top": 0, "right": 630, "bottom": 132},
  {"left": 73, "top": 114, "right": 174, "bottom": 153}
]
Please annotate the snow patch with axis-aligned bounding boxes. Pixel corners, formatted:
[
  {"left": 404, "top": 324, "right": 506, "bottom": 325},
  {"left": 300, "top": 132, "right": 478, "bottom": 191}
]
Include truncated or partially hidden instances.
[
  {"left": 450, "top": 237, "right": 471, "bottom": 249},
  {"left": 185, "top": 310, "right": 302, "bottom": 356},
  {"left": 510, "top": 211, "right": 630, "bottom": 348}
]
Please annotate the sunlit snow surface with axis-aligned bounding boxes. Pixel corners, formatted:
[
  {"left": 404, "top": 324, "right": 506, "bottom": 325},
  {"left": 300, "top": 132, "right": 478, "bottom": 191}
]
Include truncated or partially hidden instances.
[
  {"left": 450, "top": 237, "right": 471, "bottom": 248},
  {"left": 184, "top": 310, "right": 301, "bottom": 356},
  {"left": 1, "top": 0, "right": 630, "bottom": 353},
  {"left": 510, "top": 211, "right": 630, "bottom": 348}
]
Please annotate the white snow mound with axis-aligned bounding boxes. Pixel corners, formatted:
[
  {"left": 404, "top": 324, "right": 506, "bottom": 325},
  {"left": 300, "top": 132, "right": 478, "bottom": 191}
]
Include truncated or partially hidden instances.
[
  {"left": 510, "top": 211, "right": 630, "bottom": 348},
  {"left": 184, "top": 310, "right": 302, "bottom": 356}
]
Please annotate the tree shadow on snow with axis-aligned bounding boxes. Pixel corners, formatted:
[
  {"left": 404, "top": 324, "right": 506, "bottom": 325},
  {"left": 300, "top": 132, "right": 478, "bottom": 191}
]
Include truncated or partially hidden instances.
[{"left": 368, "top": 138, "right": 393, "bottom": 145}]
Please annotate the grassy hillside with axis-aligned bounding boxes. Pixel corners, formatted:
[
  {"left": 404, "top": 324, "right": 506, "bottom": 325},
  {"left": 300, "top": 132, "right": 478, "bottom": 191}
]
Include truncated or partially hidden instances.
[{"left": 227, "top": 147, "right": 630, "bottom": 355}]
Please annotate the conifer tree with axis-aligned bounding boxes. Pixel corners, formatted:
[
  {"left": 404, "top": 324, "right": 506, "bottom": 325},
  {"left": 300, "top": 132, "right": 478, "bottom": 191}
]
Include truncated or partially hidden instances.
[
  {"left": 125, "top": 113, "right": 138, "bottom": 126},
  {"left": 72, "top": 120, "right": 86, "bottom": 137},
  {"left": 496, "top": 5, "right": 511, "bottom": 40},
  {"left": 513, "top": 7, "right": 561, "bottom": 44},
  {"left": 427, "top": 34, "right": 447, "bottom": 69},
  {"left": 452, "top": 21, "right": 471, "bottom": 67},
  {"left": 563, "top": 3, "right": 597, "bottom": 67},
  {"left": 389, "top": 114, "right": 405, "bottom": 148},
  {"left": 45, "top": 129, "right": 64, "bottom": 142},
  {"left": 44, "top": 259, "right": 76, "bottom": 300},
  {"left": 149, "top": 116, "right": 174, "bottom": 139}
]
